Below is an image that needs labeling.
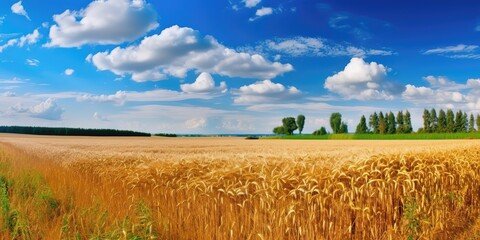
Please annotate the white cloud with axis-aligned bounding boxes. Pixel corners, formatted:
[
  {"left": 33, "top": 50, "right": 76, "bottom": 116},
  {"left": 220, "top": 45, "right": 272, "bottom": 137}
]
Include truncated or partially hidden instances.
[
  {"left": 91, "top": 25, "right": 293, "bottom": 82},
  {"left": 422, "top": 75, "right": 466, "bottom": 91},
  {"left": 93, "top": 112, "right": 108, "bottom": 121},
  {"left": 255, "top": 7, "right": 272, "bottom": 17},
  {"left": 246, "top": 37, "right": 394, "bottom": 58},
  {"left": 46, "top": 0, "right": 158, "bottom": 47},
  {"left": 233, "top": 79, "right": 301, "bottom": 104},
  {"left": 324, "top": 58, "right": 398, "bottom": 100},
  {"left": 243, "top": 0, "right": 261, "bottom": 8},
  {"left": 184, "top": 117, "right": 207, "bottom": 129},
  {"left": 467, "top": 78, "right": 480, "bottom": 88},
  {"left": 0, "top": 77, "right": 26, "bottom": 84},
  {"left": 402, "top": 84, "right": 464, "bottom": 104},
  {"left": 180, "top": 72, "right": 227, "bottom": 94},
  {"left": 18, "top": 29, "right": 40, "bottom": 47},
  {"left": 76, "top": 88, "right": 217, "bottom": 105},
  {"left": 249, "top": 7, "right": 273, "bottom": 21},
  {"left": 0, "top": 39, "right": 18, "bottom": 53},
  {"left": 423, "top": 44, "right": 478, "bottom": 55},
  {"left": 9, "top": 98, "right": 64, "bottom": 120},
  {"left": 3, "top": 91, "right": 16, "bottom": 97},
  {"left": 0, "top": 29, "right": 40, "bottom": 53},
  {"left": 64, "top": 68, "right": 75, "bottom": 76},
  {"left": 26, "top": 58, "right": 40, "bottom": 66},
  {"left": 30, "top": 98, "right": 64, "bottom": 120},
  {"left": 11, "top": 1, "right": 30, "bottom": 21}
]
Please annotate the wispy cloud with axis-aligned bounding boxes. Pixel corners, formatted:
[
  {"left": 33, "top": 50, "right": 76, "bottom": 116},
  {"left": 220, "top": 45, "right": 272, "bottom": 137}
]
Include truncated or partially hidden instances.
[{"left": 423, "top": 44, "right": 478, "bottom": 55}]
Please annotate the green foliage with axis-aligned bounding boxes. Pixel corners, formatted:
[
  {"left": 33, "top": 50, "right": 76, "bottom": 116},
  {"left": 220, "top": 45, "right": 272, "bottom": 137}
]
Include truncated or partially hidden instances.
[
  {"left": 312, "top": 127, "right": 328, "bottom": 135},
  {"left": 282, "top": 117, "right": 298, "bottom": 135},
  {"left": 0, "top": 126, "right": 150, "bottom": 137},
  {"left": 387, "top": 112, "right": 396, "bottom": 134},
  {"left": 339, "top": 122, "right": 348, "bottom": 134},
  {"left": 404, "top": 198, "right": 420, "bottom": 240},
  {"left": 272, "top": 126, "right": 286, "bottom": 135},
  {"left": 396, "top": 111, "right": 404, "bottom": 134},
  {"left": 355, "top": 115, "right": 369, "bottom": 134},
  {"left": 154, "top": 133, "right": 177, "bottom": 137},
  {"left": 446, "top": 109, "right": 455, "bottom": 132},
  {"left": 469, "top": 113, "right": 475, "bottom": 132},
  {"left": 369, "top": 112, "right": 379, "bottom": 134},
  {"left": 429, "top": 108, "right": 437, "bottom": 132},
  {"left": 378, "top": 112, "right": 387, "bottom": 134},
  {"left": 296, "top": 114, "right": 305, "bottom": 134},
  {"left": 404, "top": 111, "right": 413, "bottom": 133},
  {"left": 423, "top": 109, "right": 431, "bottom": 133},
  {"left": 330, "top": 112, "right": 342, "bottom": 134},
  {"left": 477, "top": 114, "right": 480, "bottom": 132},
  {"left": 437, "top": 109, "right": 447, "bottom": 133}
]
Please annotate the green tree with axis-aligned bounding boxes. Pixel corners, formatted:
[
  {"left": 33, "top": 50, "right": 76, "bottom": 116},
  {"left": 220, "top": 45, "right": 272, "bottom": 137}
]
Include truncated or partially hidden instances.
[
  {"left": 387, "top": 112, "right": 396, "bottom": 134},
  {"left": 369, "top": 112, "right": 379, "bottom": 134},
  {"left": 340, "top": 122, "right": 348, "bottom": 133},
  {"left": 273, "top": 126, "right": 286, "bottom": 135},
  {"left": 330, "top": 112, "right": 342, "bottom": 134},
  {"left": 423, "top": 109, "right": 431, "bottom": 133},
  {"left": 430, "top": 108, "right": 438, "bottom": 133},
  {"left": 396, "top": 111, "right": 404, "bottom": 134},
  {"left": 455, "top": 110, "right": 463, "bottom": 132},
  {"left": 297, "top": 114, "right": 305, "bottom": 134},
  {"left": 355, "top": 115, "right": 369, "bottom": 134},
  {"left": 469, "top": 113, "right": 475, "bottom": 132},
  {"left": 446, "top": 109, "right": 455, "bottom": 133},
  {"left": 404, "top": 110, "right": 413, "bottom": 133},
  {"left": 463, "top": 112, "right": 469, "bottom": 132},
  {"left": 379, "top": 112, "right": 387, "bottom": 134},
  {"left": 282, "top": 117, "right": 298, "bottom": 135},
  {"left": 313, "top": 127, "right": 327, "bottom": 135},
  {"left": 477, "top": 114, "right": 480, "bottom": 132},
  {"left": 437, "top": 109, "right": 447, "bottom": 133}
]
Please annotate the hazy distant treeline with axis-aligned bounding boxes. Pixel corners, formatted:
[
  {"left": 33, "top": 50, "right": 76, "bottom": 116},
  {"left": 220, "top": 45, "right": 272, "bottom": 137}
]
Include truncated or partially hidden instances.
[{"left": 0, "top": 126, "right": 151, "bottom": 137}]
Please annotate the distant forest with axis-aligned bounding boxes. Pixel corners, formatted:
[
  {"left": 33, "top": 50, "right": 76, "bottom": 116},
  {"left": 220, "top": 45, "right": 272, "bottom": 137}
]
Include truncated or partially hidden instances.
[
  {"left": 0, "top": 126, "right": 151, "bottom": 137},
  {"left": 274, "top": 108, "right": 480, "bottom": 135}
]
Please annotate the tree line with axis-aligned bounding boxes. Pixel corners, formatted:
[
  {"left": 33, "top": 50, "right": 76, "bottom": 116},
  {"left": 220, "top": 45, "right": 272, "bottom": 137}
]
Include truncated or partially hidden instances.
[
  {"left": 273, "top": 108, "right": 480, "bottom": 135},
  {"left": 354, "top": 110, "right": 413, "bottom": 134},
  {"left": 419, "top": 108, "right": 480, "bottom": 133},
  {"left": 0, "top": 126, "right": 151, "bottom": 136}
]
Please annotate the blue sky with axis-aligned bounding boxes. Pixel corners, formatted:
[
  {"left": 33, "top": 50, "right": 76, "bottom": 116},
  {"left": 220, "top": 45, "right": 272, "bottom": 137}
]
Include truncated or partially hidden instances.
[{"left": 1, "top": 0, "right": 480, "bottom": 134}]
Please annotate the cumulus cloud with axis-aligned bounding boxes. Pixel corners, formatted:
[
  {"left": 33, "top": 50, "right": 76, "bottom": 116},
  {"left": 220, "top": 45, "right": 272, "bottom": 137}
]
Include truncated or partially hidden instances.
[
  {"left": 233, "top": 79, "right": 301, "bottom": 104},
  {"left": 64, "top": 68, "right": 74, "bottom": 76},
  {"left": 10, "top": 98, "right": 64, "bottom": 120},
  {"left": 243, "top": 0, "right": 261, "bottom": 8},
  {"left": 11, "top": 1, "right": 30, "bottom": 21},
  {"left": 91, "top": 25, "right": 293, "bottom": 82},
  {"left": 402, "top": 84, "right": 464, "bottom": 104},
  {"left": 324, "top": 58, "right": 399, "bottom": 100},
  {"left": 0, "top": 29, "right": 40, "bottom": 53},
  {"left": 180, "top": 72, "right": 227, "bottom": 94},
  {"left": 184, "top": 117, "right": 206, "bottom": 129},
  {"left": 400, "top": 76, "right": 480, "bottom": 110},
  {"left": 46, "top": 0, "right": 158, "bottom": 47},
  {"left": 422, "top": 75, "right": 466, "bottom": 91},
  {"left": 467, "top": 78, "right": 480, "bottom": 88}
]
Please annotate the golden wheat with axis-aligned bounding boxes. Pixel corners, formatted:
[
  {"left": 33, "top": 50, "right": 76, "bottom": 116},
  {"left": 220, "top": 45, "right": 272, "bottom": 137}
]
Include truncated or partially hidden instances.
[{"left": 0, "top": 134, "right": 480, "bottom": 239}]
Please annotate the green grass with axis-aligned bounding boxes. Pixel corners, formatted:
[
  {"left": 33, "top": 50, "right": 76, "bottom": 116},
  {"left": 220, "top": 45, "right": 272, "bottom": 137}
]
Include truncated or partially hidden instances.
[{"left": 264, "top": 132, "right": 480, "bottom": 140}]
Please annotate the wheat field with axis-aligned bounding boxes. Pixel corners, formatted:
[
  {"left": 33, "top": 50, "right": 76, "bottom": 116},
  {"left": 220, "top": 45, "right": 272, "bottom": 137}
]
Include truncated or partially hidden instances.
[{"left": 0, "top": 134, "right": 480, "bottom": 239}]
